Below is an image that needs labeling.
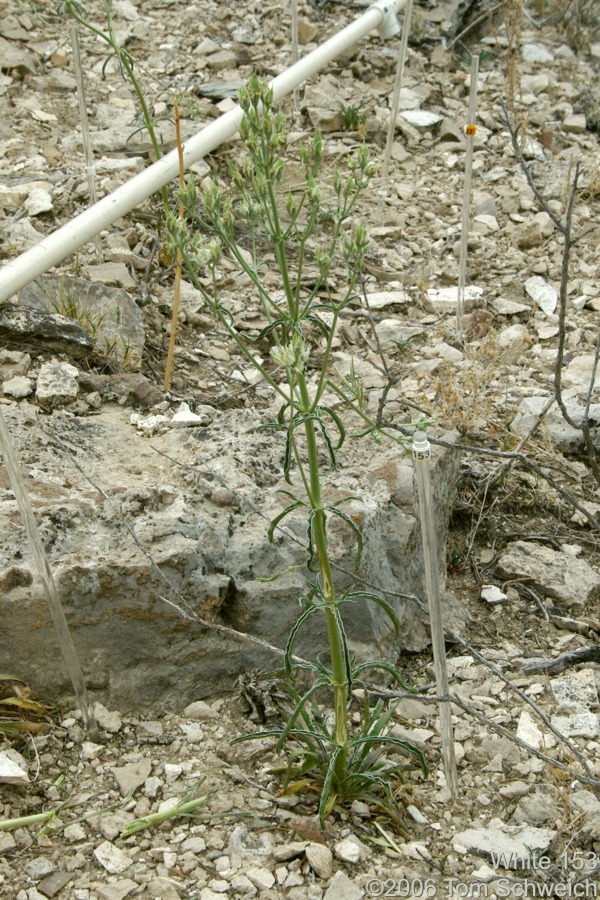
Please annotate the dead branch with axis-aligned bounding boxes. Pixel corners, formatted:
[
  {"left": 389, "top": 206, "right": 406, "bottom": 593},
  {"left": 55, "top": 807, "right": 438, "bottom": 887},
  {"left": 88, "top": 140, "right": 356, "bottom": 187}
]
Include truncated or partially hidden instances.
[
  {"left": 523, "top": 645, "right": 600, "bottom": 675},
  {"left": 501, "top": 104, "right": 600, "bottom": 488}
]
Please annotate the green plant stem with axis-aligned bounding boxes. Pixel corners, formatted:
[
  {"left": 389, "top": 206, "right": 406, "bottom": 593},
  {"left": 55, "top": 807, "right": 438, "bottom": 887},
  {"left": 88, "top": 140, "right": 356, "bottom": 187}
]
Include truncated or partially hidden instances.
[
  {"left": 298, "top": 375, "right": 348, "bottom": 765},
  {"left": 327, "top": 380, "right": 414, "bottom": 446},
  {"left": 226, "top": 242, "right": 281, "bottom": 320},
  {"left": 0, "top": 806, "right": 67, "bottom": 831},
  {"left": 120, "top": 791, "right": 209, "bottom": 837},
  {"left": 65, "top": 2, "right": 168, "bottom": 206},
  {"left": 313, "top": 306, "right": 342, "bottom": 406},
  {"left": 183, "top": 263, "right": 290, "bottom": 404}
]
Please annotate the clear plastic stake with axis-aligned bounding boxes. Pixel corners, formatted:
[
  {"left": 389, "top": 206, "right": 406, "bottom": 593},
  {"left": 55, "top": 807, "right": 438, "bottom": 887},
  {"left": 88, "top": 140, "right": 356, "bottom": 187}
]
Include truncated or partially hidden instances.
[
  {"left": 70, "top": 24, "right": 102, "bottom": 259},
  {"left": 382, "top": 0, "right": 413, "bottom": 182},
  {"left": 412, "top": 431, "right": 458, "bottom": 797},
  {"left": 0, "top": 406, "right": 100, "bottom": 740},
  {"left": 456, "top": 53, "right": 479, "bottom": 337},
  {"left": 291, "top": 0, "right": 299, "bottom": 113}
]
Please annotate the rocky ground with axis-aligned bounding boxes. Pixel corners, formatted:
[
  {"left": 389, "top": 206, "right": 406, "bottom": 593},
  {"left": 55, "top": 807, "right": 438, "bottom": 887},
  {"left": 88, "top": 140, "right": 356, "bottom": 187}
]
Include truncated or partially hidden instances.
[{"left": 1, "top": 0, "right": 600, "bottom": 897}]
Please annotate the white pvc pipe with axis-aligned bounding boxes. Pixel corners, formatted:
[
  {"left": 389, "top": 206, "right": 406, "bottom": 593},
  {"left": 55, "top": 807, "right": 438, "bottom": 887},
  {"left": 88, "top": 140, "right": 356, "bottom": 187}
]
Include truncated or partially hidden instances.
[{"left": 0, "top": 0, "right": 405, "bottom": 303}]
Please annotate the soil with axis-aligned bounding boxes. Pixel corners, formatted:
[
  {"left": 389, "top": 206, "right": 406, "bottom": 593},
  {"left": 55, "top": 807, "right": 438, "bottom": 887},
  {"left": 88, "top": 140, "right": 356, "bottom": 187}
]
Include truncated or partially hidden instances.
[{"left": 0, "top": 0, "right": 599, "bottom": 898}]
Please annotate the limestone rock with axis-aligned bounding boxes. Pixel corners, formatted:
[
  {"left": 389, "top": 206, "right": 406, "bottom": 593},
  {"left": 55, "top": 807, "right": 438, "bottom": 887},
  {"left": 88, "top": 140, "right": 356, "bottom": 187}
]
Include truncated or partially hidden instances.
[
  {"left": 426, "top": 285, "right": 484, "bottom": 311},
  {"left": 0, "top": 400, "right": 461, "bottom": 711},
  {"left": 171, "top": 402, "right": 210, "bottom": 427},
  {"left": 85, "top": 262, "right": 137, "bottom": 290},
  {"left": 481, "top": 584, "right": 507, "bottom": 604},
  {"left": 37, "top": 873, "right": 73, "bottom": 896},
  {"left": 0, "top": 35, "right": 37, "bottom": 73},
  {"left": 20, "top": 275, "right": 144, "bottom": 370},
  {"left": 94, "top": 880, "right": 139, "bottom": 900},
  {"left": 510, "top": 395, "right": 600, "bottom": 453},
  {"left": 400, "top": 109, "right": 443, "bottom": 129},
  {"left": 205, "top": 48, "right": 237, "bottom": 71},
  {"left": 306, "top": 106, "right": 343, "bottom": 132},
  {"left": 550, "top": 711, "right": 599, "bottom": 738},
  {"left": 228, "top": 824, "right": 275, "bottom": 862},
  {"left": 562, "top": 354, "right": 600, "bottom": 394},
  {"left": 524, "top": 276, "right": 557, "bottom": 315},
  {"left": 93, "top": 702, "right": 123, "bottom": 733},
  {"left": 77, "top": 372, "right": 162, "bottom": 409},
  {"left": 0, "top": 832, "right": 16, "bottom": 854},
  {"left": 0, "top": 567, "right": 33, "bottom": 592},
  {"left": 522, "top": 43, "right": 554, "bottom": 63},
  {"left": 496, "top": 541, "right": 600, "bottom": 608},
  {"left": 0, "top": 749, "right": 29, "bottom": 785},
  {"left": 2, "top": 375, "right": 34, "bottom": 398},
  {"left": 562, "top": 114, "right": 586, "bottom": 133},
  {"left": 36, "top": 360, "right": 79, "bottom": 409},
  {"left": 93, "top": 840, "right": 133, "bottom": 874},
  {"left": 297, "top": 18, "right": 318, "bottom": 44},
  {"left": 110, "top": 758, "right": 152, "bottom": 796},
  {"left": 183, "top": 700, "right": 220, "bottom": 720},
  {"left": 323, "top": 871, "right": 363, "bottom": 900},
  {"left": 246, "top": 866, "right": 275, "bottom": 891},
  {"left": 302, "top": 78, "right": 343, "bottom": 131},
  {"left": 273, "top": 842, "right": 307, "bottom": 862},
  {"left": 334, "top": 837, "right": 362, "bottom": 864},
  {"left": 24, "top": 186, "right": 53, "bottom": 216},
  {"left": 24, "top": 857, "right": 56, "bottom": 880},
  {"left": 572, "top": 804, "right": 600, "bottom": 840},
  {"left": 305, "top": 842, "right": 333, "bottom": 879},
  {"left": 0, "top": 303, "right": 93, "bottom": 359},
  {"left": 511, "top": 785, "right": 559, "bottom": 825},
  {"left": 0, "top": 350, "right": 31, "bottom": 380},
  {"left": 516, "top": 710, "right": 544, "bottom": 750},
  {"left": 569, "top": 790, "right": 600, "bottom": 817},
  {"left": 453, "top": 819, "right": 557, "bottom": 864},
  {"left": 551, "top": 669, "right": 598, "bottom": 711}
]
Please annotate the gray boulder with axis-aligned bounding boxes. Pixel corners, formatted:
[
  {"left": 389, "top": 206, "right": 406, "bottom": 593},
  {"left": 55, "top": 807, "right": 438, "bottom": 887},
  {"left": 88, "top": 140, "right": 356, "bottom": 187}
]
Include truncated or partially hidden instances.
[
  {"left": 496, "top": 540, "right": 600, "bottom": 609},
  {"left": 19, "top": 275, "right": 144, "bottom": 370},
  {"left": 0, "top": 303, "right": 93, "bottom": 359},
  {"left": 0, "top": 403, "right": 461, "bottom": 712}
]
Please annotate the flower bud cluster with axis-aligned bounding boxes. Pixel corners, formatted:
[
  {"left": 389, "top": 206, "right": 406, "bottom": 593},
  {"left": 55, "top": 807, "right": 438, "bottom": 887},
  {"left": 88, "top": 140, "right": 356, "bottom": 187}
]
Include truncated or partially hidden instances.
[
  {"left": 341, "top": 224, "right": 370, "bottom": 270},
  {"left": 270, "top": 331, "right": 310, "bottom": 373}
]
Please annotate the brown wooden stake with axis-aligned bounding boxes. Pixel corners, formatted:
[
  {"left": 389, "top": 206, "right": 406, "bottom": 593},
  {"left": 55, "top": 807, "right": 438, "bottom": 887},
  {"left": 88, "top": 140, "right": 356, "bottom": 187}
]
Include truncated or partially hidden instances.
[{"left": 163, "top": 99, "right": 186, "bottom": 392}]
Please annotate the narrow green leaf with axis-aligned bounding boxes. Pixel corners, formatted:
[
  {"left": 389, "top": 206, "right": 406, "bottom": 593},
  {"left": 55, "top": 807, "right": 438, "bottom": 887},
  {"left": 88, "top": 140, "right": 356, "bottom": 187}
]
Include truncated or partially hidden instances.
[
  {"left": 342, "top": 590, "right": 400, "bottom": 637},
  {"left": 316, "top": 416, "right": 336, "bottom": 470},
  {"left": 331, "top": 605, "right": 352, "bottom": 691},
  {"left": 275, "top": 488, "right": 305, "bottom": 504},
  {"left": 352, "top": 734, "right": 428, "bottom": 776},
  {"left": 277, "top": 402, "right": 290, "bottom": 426},
  {"left": 267, "top": 502, "right": 302, "bottom": 543},
  {"left": 284, "top": 606, "right": 320, "bottom": 676},
  {"left": 305, "top": 315, "right": 331, "bottom": 340},
  {"left": 353, "top": 660, "right": 418, "bottom": 693},
  {"left": 306, "top": 509, "right": 317, "bottom": 570},
  {"left": 276, "top": 680, "right": 328, "bottom": 753},
  {"left": 255, "top": 319, "right": 287, "bottom": 342},
  {"left": 328, "top": 507, "right": 363, "bottom": 571},
  {"left": 231, "top": 728, "right": 285, "bottom": 744},
  {"left": 319, "top": 405, "right": 346, "bottom": 449},
  {"left": 319, "top": 745, "right": 342, "bottom": 826},
  {"left": 255, "top": 563, "right": 304, "bottom": 583},
  {"left": 283, "top": 428, "right": 293, "bottom": 483}
]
